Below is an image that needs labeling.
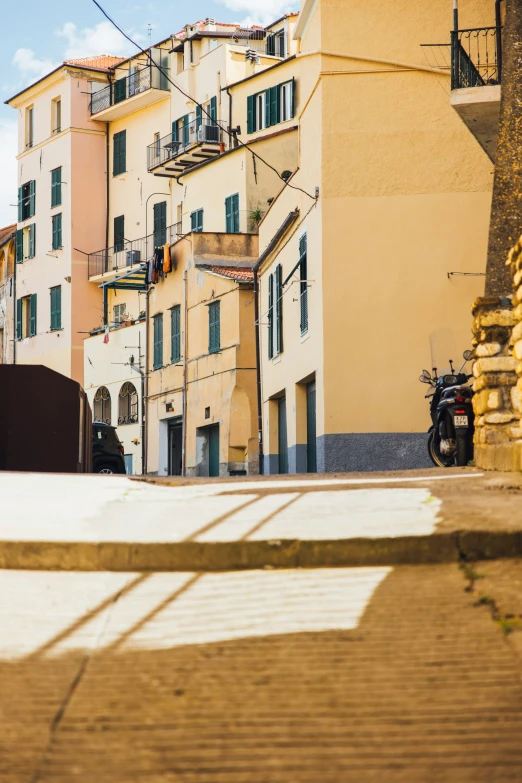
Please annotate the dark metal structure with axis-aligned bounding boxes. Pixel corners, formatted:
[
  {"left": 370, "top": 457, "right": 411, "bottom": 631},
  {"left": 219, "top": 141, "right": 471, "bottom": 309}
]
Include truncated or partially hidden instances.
[{"left": 0, "top": 365, "right": 92, "bottom": 473}]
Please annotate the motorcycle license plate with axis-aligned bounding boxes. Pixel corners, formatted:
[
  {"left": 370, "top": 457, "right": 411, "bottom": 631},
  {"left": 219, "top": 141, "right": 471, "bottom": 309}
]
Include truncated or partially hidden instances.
[{"left": 454, "top": 415, "right": 468, "bottom": 427}]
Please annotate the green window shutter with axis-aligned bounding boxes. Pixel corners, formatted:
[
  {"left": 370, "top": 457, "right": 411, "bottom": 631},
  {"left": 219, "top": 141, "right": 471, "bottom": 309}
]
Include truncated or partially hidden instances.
[
  {"left": 276, "top": 263, "right": 283, "bottom": 354},
  {"left": 171, "top": 305, "right": 181, "bottom": 363},
  {"left": 153, "top": 201, "right": 167, "bottom": 246},
  {"left": 208, "top": 300, "right": 220, "bottom": 354},
  {"left": 50, "top": 285, "right": 62, "bottom": 331},
  {"left": 182, "top": 114, "right": 189, "bottom": 146},
  {"left": 153, "top": 314, "right": 163, "bottom": 369},
  {"left": 290, "top": 77, "right": 296, "bottom": 118},
  {"left": 17, "top": 186, "right": 23, "bottom": 222},
  {"left": 16, "top": 298, "right": 22, "bottom": 340},
  {"left": 114, "top": 77, "right": 127, "bottom": 104},
  {"left": 191, "top": 209, "right": 203, "bottom": 232},
  {"left": 114, "top": 215, "right": 125, "bottom": 252},
  {"left": 29, "top": 293, "right": 37, "bottom": 337},
  {"left": 196, "top": 104, "right": 202, "bottom": 130},
  {"left": 232, "top": 193, "right": 239, "bottom": 233},
  {"left": 52, "top": 214, "right": 62, "bottom": 250},
  {"left": 16, "top": 229, "right": 24, "bottom": 263},
  {"left": 265, "top": 90, "right": 271, "bottom": 128},
  {"left": 28, "top": 223, "right": 35, "bottom": 258},
  {"left": 247, "top": 95, "right": 256, "bottom": 134},
  {"left": 225, "top": 194, "right": 239, "bottom": 233},
  {"left": 225, "top": 196, "right": 232, "bottom": 232},
  {"left": 266, "top": 33, "right": 275, "bottom": 56},
  {"left": 210, "top": 96, "right": 217, "bottom": 124},
  {"left": 28, "top": 180, "right": 36, "bottom": 218},
  {"left": 299, "top": 233, "right": 308, "bottom": 333},
  {"left": 51, "top": 167, "right": 62, "bottom": 208},
  {"left": 172, "top": 120, "right": 178, "bottom": 143},
  {"left": 113, "top": 130, "right": 126, "bottom": 176},
  {"left": 269, "top": 85, "right": 280, "bottom": 126},
  {"left": 268, "top": 273, "right": 274, "bottom": 359}
]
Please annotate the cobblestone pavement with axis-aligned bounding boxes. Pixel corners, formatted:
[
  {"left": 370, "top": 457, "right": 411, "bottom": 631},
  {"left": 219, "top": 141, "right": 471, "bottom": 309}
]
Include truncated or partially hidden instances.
[{"left": 2, "top": 563, "right": 522, "bottom": 782}]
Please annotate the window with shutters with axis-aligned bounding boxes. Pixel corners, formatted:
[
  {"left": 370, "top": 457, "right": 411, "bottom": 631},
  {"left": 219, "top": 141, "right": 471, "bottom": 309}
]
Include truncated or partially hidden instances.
[
  {"left": 190, "top": 209, "right": 203, "bottom": 232},
  {"left": 27, "top": 224, "right": 36, "bottom": 259},
  {"left": 208, "top": 300, "right": 220, "bottom": 354},
  {"left": 52, "top": 214, "right": 62, "bottom": 250},
  {"left": 17, "top": 224, "right": 36, "bottom": 262},
  {"left": 225, "top": 193, "right": 239, "bottom": 233},
  {"left": 113, "top": 77, "right": 127, "bottom": 104},
  {"left": 51, "top": 167, "right": 62, "bottom": 208},
  {"left": 170, "top": 305, "right": 181, "bottom": 363},
  {"left": 118, "top": 381, "right": 138, "bottom": 424},
  {"left": 50, "top": 285, "right": 61, "bottom": 331},
  {"left": 16, "top": 230, "right": 23, "bottom": 263},
  {"left": 114, "top": 215, "right": 125, "bottom": 253},
  {"left": 16, "top": 294, "right": 37, "bottom": 339},
  {"left": 113, "top": 130, "right": 126, "bottom": 176},
  {"left": 18, "top": 181, "right": 36, "bottom": 221},
  {"left": 153, "top": 201, "right": 167, "bottom": 247},
  {"left": 299, "top": 233, "right": 308, "bottom": 334},
  {"left": 247, "top": 80, "right": 295, "bottom": 133},
  {"left": 268, "top": 266, "right": 283, "bottom": 358},
  {"left": 153, "top": 313, "right": 163, "bottom": 369}
]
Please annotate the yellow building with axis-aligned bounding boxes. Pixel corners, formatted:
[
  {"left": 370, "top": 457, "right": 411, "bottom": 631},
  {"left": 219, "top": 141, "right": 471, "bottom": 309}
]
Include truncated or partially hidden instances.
[
  {"left": 250, "top": 0, "right": 495, "bottom": 473},
  {"left": 146, "top": 232, "right": 258, "bottom": 476},
  {"left": 0, "top": 225, "right": 16, "bottom": 364}
]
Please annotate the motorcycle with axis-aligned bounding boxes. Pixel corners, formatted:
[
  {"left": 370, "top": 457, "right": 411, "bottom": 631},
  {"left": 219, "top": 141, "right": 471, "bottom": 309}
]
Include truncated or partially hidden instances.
[{"left": 419, "top": 349, "right": 475, "bottom": 467}]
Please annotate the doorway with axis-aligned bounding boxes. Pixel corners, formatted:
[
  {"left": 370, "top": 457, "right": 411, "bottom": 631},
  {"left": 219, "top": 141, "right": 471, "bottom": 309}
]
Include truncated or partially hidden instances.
[
  {"left": 208, "top": 424, "right": 220, "bottom": 477},
  {"left": 278, "top": 396, "right": 288, "bottom": 474},
  {"left": 196, "top": 424, "right": 220, "bottom": 477},
  {"left": 168, "top": 418, "right": 183, "bottom": 476},
  {"left": 306, "top": 380, "right": 317, "bottom": 473}
]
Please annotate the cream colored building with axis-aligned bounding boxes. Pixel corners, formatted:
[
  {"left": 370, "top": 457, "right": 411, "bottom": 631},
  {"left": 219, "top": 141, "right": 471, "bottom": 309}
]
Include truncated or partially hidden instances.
[
  {"left": 251, "top": 0, "right": 495, "bottom": 473},
  {"left": 0, "top": 225, "right": 16, "bottom": 364},
  {"left": 6, "top": 56, "right": 123, "bottom": 385}
]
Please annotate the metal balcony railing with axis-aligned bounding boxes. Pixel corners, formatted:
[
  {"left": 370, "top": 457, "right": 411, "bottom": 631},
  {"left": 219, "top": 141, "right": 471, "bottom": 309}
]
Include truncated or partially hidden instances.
[
  {"left": 88, "top": 222, "right": 181, "bottom": 278},
  {"left": 147, "top": 119, "right": 221, "bottom": 171},
  {"left": 451, "top": 26, "right": 502, "bottom": 89},
  {"left": 90, "top": 64, "right": 170, "bottom": 115},
  {"left": 229, "top": 31, "right": 286, "bottom": 58}
]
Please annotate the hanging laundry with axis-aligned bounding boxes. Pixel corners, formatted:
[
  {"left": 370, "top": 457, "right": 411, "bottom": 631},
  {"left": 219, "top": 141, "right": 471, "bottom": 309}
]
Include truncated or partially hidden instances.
[{"left": 163, "top": 243, "right": 171, "bottom": 274}]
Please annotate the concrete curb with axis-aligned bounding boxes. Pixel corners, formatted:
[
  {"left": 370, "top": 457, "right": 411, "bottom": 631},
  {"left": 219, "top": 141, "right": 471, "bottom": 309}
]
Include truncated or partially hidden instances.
[{"left": 1, "top": 530, "right": 522, "bottom": 571}]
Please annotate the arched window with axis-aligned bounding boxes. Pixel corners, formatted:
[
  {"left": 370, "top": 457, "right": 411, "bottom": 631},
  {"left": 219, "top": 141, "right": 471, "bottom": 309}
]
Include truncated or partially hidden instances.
[
  {"left": 118, "top": 381, "right": 138, "bottom": 424},
  {"left": 93, "top": 386, "right": 111, "bottom": 424}
]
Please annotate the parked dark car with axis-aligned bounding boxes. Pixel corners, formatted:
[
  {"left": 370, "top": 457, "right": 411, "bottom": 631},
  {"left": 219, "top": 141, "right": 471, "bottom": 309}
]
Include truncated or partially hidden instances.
[{"left": 92, "top": 423, "right": 126, "bottom": 474}]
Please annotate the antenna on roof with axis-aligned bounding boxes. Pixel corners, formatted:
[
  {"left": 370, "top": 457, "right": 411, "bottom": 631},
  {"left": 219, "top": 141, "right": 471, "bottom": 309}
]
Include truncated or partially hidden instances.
[{"left": 148, "top": 24, "right": 152, "bottom": 47}]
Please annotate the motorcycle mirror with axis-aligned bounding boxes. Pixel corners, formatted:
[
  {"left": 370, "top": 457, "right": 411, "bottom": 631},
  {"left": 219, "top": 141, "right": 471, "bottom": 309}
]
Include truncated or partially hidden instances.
[
  {"left": 419, "top": 375, "right": 431, "bottom": 384},
  {"left": 463, "top": 349, "right": 474, "bottom": 361},
  {"left": 422, "top": 369, "right": 432, "bottom": 380}
]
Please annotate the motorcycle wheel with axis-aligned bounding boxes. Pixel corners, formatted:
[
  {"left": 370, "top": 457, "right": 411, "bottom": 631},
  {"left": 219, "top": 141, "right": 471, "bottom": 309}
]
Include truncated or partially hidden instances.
[
  {"left": 455, "top": 433, "right": 469, "bottom": 467},
  {"left": 428, "top": 431, "right": 453, "bottom": 468}
]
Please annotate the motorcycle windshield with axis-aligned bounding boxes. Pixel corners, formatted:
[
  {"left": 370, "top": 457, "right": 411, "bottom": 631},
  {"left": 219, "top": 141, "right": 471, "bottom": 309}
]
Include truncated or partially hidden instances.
[{"left": 429, "top": 327, "right": 459, "bottom": 377}]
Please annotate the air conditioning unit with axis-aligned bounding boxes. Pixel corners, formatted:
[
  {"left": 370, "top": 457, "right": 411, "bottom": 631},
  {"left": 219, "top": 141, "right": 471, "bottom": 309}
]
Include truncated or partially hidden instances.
[{"left": 126, "top": 249, "right": 141, "bottom": 266}]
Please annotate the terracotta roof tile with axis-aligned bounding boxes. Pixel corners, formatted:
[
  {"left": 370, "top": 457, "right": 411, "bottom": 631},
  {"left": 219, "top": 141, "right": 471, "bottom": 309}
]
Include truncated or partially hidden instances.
[
  {"left": 199, "top": 264, "right": 254, "bottom": 282},
  {"left": 64, "top": 55, "right": 125, "bottom": 70},
  {"left": 0, "top": 224, "right": 16, "bottom": 247}
]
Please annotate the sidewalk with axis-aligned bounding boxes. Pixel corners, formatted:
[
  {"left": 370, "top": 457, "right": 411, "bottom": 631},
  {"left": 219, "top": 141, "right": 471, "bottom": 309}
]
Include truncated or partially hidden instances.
[{"left": 2, "top": 468, "right": 522, "bottom": 571}]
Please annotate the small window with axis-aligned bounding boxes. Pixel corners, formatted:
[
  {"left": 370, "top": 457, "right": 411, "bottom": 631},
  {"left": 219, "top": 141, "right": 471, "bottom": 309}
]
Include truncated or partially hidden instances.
[
  {"left": 17, "top": 224, "right": 36, "bottom": 262},
  {"left": 50, "top": 285, "right": 62, "bottom": 331},
  {"left": 52, "top": 98, "right": 61, "bottom": 134},
  {"left": 114, "top": 215, "right": 125, "bottom": 253},
  {"left": 208, "top": 300, "right": 220, "bottom": 354},
  {"left": 171, "top": 305, "right": 181, "bottom": 364},
  {"left": 190, "top": 209, "right": 203, "bottom": 232},
  {"left": 118, "top": 381, "right": 138, "bottom": 424},
  {"left": 18, "top": 181, "right": 36, "bottom": 222},
  {"left": 51, "top": 167, "right": 62, "bottom": 208},
  {"left": 16, "top": 294, "right": 37, "bottom": 340},
  {"left": 113, "top": 129, "right": 127, "bottom": 176},
  {"left": 225, "top": 193, "right": 239, "bottom": 233},
  {"left": 153, "top": 201, "right": 167, "bottom": 247},
  {"left": 26, "top": 106, "right": 34, "bottom": 149},
  {"left": 113, "top": 303, "right": 127, "bottom": 324},
  {"left": 94, "top": 386, "right": 111, "bottom": 424},
  {"left": 256, "top": 92, "right": 266, "bottom": 131},
  {"left": 52, "top": 214, "right": 62, "bottom": 250},
  {"left": 153, "top": 313, "right": 163, "bottom": 369},
  {"left": 280, "top": 81, "right": 293, "bottom": 122}
]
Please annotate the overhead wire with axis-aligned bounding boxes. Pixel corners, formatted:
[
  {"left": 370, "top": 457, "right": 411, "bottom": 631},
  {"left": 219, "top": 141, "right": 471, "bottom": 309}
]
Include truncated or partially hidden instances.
[{"left": 91, "top": 0, "right": 318, "bottom": 201}]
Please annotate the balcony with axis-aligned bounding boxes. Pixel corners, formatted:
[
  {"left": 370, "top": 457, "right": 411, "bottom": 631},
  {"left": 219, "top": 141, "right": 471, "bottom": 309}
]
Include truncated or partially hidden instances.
[
  {"left": 229, "top": 30, "right": 287, "bottom": 59},
  {"left": 147, "top": 119, "right": 222, "bottom": 176},
  {"left": 90, "top": 65, "right": 170, "bottom": 121},
  {"left": 88, "top": 222, "right": 181, "bottom": 279},
  {"left": 450, "top": 26, "right": 502, "bottom": 161}
]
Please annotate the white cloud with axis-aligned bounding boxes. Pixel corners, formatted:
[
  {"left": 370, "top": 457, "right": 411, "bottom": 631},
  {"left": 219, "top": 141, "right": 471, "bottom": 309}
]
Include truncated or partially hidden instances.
[
  {"left": 0, "top": 119, "right": 19, "bottom": 229},
  {"left": 56, "top": 21, "right": 138, "bottom": 60},
  {"left": 215, "top": 0, "right": 299, "bottom": 26},
  {"left": 12, "top": 49, "right": 56, "bottom": 80}
]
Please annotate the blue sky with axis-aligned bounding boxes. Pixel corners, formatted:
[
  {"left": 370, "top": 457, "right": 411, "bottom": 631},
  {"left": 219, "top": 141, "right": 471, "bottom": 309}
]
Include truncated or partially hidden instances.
[{"left": 0, "top": 0, "right": 299, "bottom": 227}]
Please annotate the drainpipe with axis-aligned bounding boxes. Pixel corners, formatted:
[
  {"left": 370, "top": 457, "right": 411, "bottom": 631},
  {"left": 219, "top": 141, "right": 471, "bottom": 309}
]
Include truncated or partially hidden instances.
[
  {"left": 226, "top": 86, "right": 234, "bottom": 148},
  {"left": 12, "top": 236, "right": 17, "bottom": 365},
  {"left": 451, "top": 0, "right": 459, "bottom": 90},
  {"left": 496, "top": 0, "right": 503, "bottom": 82},
  {"left": 182, "top": 269, "right": 188, "bottom": 475},
  {"left": 144, "top": 287, "right": 150, "bottom": 475},
  {"left": 253, "top": 267, "right": 264, "bottom": 475},
  {"left": 105, "top": 121, "right": 110, "bottom": 275}
]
